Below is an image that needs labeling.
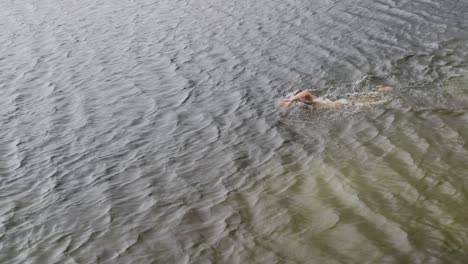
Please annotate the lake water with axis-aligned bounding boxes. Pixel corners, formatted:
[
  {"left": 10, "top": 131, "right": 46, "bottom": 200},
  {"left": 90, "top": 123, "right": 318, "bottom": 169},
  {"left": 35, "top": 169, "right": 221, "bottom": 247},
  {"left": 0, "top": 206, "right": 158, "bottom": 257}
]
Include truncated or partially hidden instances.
[{"left": 1, "top": 0, "right": 468, "bottom": 263}]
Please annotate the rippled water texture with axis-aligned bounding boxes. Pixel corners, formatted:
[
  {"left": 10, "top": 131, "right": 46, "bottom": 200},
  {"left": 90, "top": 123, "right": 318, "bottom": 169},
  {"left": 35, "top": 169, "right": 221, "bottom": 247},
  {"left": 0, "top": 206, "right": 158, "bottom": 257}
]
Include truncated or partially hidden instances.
[{"left": 1, "top": 0, "right": 468, "bottom": 263}]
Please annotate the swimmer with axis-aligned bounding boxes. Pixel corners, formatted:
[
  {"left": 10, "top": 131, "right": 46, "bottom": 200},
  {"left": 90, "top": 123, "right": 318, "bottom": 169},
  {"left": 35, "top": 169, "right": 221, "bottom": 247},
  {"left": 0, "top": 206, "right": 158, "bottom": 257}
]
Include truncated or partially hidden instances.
[
  {"left": 279, "top": 90, "right": 320, "bottom": 108},
  {"left": 279, "top": 89, "right": 346, "bottom": 109},
  {"left": 280, "top": 85, "right": 394, "bottom": 110}
]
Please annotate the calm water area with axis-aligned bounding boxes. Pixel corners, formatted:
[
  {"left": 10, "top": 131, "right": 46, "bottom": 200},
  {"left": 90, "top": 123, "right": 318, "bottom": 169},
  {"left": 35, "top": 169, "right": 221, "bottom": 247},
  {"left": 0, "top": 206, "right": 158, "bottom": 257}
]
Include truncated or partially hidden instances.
[{"left": 1, "top": 0, "right": 468, "bottom": 263}]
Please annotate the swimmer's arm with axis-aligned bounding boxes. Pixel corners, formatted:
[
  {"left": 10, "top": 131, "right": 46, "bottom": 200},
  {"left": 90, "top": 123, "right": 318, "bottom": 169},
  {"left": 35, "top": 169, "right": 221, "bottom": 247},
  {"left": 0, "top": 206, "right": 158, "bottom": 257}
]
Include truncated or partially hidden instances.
[
  {"left": 279, "top": 99, "right": 293, "bottom": 108},
  {"left": 296, "top": 90, "right": 319, "bottom": 102},
  {"left": 279, "top": 91, "right": 319, "bottom": 107}
]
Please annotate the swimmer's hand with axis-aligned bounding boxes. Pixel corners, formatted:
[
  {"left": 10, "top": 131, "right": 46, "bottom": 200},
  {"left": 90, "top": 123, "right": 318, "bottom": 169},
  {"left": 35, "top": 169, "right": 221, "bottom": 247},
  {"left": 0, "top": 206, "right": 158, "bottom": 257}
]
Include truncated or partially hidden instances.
[{"left": 279, "top": 99, "right": 292, "bottom": 108}]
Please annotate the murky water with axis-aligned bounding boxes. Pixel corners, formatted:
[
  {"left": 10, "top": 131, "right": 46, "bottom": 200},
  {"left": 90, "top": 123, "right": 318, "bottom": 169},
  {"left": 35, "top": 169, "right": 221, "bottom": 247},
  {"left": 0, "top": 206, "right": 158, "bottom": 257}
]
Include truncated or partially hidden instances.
[{"left": 1, "top": 0, "right": 468, "bottom": 263}]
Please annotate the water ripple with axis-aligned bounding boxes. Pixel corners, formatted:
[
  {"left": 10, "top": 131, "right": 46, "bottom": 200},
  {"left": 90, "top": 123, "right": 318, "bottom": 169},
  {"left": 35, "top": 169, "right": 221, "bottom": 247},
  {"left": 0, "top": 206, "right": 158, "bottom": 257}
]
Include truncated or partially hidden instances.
[{"left": 1, "top": 0, "right": 468, "bottom": 263}]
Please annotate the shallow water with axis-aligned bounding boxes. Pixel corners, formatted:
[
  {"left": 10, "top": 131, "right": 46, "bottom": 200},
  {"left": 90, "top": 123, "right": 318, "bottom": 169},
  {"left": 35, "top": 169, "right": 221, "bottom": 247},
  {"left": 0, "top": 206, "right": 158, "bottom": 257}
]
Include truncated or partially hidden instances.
[{"left": 1, "top": 0, "right": 468, "bottom": 263}]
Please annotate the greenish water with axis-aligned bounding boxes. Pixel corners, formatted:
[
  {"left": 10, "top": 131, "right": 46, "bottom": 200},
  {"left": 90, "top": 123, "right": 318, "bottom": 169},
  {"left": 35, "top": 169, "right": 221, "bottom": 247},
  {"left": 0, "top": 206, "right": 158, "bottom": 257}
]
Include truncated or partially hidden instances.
[{"left": 221, "top": 86, "right": 468, "bottom": 263}]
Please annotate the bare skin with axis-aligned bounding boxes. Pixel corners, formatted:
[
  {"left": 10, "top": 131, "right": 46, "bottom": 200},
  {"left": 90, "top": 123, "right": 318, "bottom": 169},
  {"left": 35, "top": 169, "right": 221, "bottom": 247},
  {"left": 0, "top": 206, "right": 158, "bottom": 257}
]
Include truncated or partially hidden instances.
[
  {"left": 280, "top": 86, "right": 395, "bottom": 110},
  {"left": 279, "top": 90, "right": 319, "bottom": 108}
]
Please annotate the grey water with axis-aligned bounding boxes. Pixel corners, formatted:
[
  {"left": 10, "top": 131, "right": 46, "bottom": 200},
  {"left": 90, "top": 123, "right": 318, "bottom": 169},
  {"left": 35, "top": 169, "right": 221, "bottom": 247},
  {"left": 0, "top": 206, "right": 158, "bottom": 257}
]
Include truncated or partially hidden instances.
[{"left": 1, "top": 0, "right": 468, "bottom": 263}]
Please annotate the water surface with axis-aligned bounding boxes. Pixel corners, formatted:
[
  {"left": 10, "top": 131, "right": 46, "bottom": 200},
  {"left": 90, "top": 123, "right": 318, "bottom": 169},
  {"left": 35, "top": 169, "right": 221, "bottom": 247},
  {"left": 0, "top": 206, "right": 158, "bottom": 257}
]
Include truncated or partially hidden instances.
[{"left": 1, "top": 0, "right": 468, "bottom": 263}]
